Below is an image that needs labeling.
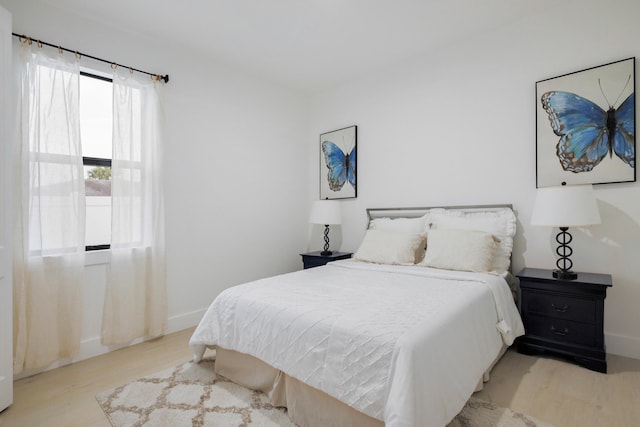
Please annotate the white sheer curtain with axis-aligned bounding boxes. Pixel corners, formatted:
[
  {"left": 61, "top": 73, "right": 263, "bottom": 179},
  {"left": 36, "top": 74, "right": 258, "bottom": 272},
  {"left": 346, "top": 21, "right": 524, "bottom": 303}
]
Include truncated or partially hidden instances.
[
  {"left": 101, "top": 71, "right": 166, "bottom": 345},
  {"left": 13, "top": 45, "right": 85, "bottom": 374}
]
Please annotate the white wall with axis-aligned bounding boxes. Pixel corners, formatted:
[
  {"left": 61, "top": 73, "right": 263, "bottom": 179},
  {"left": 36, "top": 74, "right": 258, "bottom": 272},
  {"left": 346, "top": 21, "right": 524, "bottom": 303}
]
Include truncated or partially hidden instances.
[
  {"left": 1, "top": 0, "right": 310, "bottom": 372},
  {"left": 308, "top": 0, "right": 640, "bottom": 359}
]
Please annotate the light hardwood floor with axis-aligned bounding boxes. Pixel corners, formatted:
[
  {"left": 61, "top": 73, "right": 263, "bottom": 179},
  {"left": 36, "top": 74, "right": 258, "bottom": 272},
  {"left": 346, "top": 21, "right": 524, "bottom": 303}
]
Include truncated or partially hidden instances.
[
  {"left": 476, "top": 349, "right": 640, "bottom": 427},
  {"left": 0, "top": 328, "right": 639, "bottom": 427},
  {"left": 0, "top": 328, "right": 195, "bottom": 427}
]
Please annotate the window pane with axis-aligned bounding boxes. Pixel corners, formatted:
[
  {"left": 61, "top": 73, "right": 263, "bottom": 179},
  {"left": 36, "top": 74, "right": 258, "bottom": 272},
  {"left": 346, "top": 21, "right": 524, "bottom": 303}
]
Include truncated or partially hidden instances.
[
  {"left": 84, "top": 165, "right": 111, "bottom": 246},
  {"left": 86, "top": 196, "right": 111, "bottom": 247},
  {"left": 84, "top": 165, "right": 111, "bottom": 196},
  {"left": 80, "top": 75, "right": 112, "bottom": 159}
]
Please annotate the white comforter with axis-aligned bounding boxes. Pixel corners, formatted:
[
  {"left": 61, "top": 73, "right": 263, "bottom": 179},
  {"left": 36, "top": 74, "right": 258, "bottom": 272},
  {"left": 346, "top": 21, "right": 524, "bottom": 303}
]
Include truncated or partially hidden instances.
[{"left": 189, "top": 259, "right": 524, "bottom": 427}]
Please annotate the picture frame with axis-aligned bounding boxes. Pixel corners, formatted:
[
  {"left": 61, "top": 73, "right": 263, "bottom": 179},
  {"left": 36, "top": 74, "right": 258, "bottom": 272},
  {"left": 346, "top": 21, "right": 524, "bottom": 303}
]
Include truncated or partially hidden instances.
[
  {"left": 319, "top": 125, "right": 357, "bottom": 199},
  {"left": 536, "top": 58, "right": 635, "bottom": 187}
]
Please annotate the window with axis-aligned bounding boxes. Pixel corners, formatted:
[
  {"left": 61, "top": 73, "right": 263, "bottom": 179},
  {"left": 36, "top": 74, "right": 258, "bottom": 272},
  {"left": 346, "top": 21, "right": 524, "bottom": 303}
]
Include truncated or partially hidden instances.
[{"left": 80, "top": 71, "right": 112, "bottom": 251}]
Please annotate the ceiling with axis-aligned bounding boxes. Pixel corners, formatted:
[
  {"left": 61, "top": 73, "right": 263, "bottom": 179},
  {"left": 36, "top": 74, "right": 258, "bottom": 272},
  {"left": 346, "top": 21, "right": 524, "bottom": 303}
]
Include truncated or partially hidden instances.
[{"left": 42, "top": 0, "right": 554, "bottom": 94}]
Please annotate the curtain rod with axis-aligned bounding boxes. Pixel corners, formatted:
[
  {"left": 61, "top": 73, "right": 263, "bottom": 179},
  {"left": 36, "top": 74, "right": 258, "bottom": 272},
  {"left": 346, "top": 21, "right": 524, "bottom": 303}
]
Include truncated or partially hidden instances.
[{"left": 12, "top": 32, "right": 169, "bottom": 83}]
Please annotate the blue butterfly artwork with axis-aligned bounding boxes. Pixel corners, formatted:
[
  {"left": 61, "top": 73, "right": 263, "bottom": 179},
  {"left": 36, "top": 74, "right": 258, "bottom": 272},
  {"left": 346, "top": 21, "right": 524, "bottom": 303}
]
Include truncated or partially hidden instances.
[
  {"left": 541, "top": 87, "right": 635, "bottom": 173},
  {"left": 322, "top": 141, "right": 356, "bottom": 191}
]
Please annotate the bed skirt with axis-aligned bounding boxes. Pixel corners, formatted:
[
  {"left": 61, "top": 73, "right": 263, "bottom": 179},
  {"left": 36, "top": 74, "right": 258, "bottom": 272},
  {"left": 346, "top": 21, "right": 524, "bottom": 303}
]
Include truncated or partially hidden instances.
[{"left": 214, "top": 345, "right": 507, "bottom": 427}]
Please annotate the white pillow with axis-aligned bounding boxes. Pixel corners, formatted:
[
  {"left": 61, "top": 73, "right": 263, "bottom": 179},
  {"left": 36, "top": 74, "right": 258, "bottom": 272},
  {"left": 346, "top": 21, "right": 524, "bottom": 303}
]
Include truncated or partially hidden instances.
[
  {"left": 420, "top": 229, "right": 498, "bottom": 273},
  {"left": 429, "top": 208, "right": 516, "bottom": 274},
  {"left": 369, "top": 213, "right": 431, "bottom": 234},
  {"left": 354, "top": 229, "right": 427, "bottom": 265}
]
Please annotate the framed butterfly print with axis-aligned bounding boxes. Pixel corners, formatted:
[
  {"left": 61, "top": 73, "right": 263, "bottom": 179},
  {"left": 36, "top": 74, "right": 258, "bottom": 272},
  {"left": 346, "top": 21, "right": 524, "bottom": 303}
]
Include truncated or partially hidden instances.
[
  {"left": 320, "top": 125, "right": 357, "bottom": 199},
  {"left": 536, "top": 57, "right": 635, "bottom": 187}
]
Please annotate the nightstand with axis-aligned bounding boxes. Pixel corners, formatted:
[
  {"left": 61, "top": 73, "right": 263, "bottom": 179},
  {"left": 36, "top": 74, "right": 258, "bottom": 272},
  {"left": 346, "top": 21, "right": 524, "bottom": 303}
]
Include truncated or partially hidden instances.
[
  {"left": 300, "top": 251, "right": 352, "bottom": 269},
  {"left": 516, "top": 267, "right": 612, "bottom": 373}
]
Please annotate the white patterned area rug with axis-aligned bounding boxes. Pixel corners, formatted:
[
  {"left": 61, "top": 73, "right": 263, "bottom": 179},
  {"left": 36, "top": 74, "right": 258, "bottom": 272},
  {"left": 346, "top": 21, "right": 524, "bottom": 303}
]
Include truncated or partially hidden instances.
[{"left": 96, "top": 357, "right": 554, "bottom": 427}]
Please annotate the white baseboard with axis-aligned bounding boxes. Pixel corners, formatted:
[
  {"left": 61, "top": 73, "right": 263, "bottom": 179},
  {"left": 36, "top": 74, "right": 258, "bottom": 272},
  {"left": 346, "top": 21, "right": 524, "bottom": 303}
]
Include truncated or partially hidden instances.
[
  {"left": 167, "top": 308, "right": 207, "bottom": 334},
  {"left": 76, "top": 308, "right": 207, "bottom": 361},
  {"left": 14, "top": 307, "right": 207, "bottom": 380},
  {"left": 605, "top": 332, "right": 640, "bottom": 360}
]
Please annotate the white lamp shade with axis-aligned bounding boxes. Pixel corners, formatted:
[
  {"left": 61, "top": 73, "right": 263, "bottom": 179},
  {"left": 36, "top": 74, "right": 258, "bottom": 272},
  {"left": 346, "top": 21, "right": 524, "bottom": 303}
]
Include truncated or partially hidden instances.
[
  {"left": 309, "top": 200, "right": 342, "bottom": 225},
  {"left": 531, "top": 184, "right": 601, "bottom": 227}
]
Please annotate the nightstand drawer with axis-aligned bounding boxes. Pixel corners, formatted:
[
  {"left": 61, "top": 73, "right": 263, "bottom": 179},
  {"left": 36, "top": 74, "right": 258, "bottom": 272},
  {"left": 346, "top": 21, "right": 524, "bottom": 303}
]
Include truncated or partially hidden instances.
[
  {"left": 525, "top": 314, "right": 597, "bottom": 347},
  {"left": 523, "top": 290, "right": 596, "bottom": 323}
]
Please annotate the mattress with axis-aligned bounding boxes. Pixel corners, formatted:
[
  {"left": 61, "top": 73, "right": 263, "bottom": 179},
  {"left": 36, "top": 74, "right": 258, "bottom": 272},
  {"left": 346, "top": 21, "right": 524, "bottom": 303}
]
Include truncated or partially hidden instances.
[{"left": 190, "top": 259, "right": 524, "bottom": 426}]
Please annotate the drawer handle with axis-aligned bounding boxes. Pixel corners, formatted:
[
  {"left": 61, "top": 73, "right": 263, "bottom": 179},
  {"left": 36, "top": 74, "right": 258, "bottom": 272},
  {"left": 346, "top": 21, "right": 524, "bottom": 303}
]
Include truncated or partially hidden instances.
[
  {"left": 550, "top": 325, "right": 569, "bottom": 336},
  {"left": 551, "top": 303, "right": 569, "bottom": 313}
]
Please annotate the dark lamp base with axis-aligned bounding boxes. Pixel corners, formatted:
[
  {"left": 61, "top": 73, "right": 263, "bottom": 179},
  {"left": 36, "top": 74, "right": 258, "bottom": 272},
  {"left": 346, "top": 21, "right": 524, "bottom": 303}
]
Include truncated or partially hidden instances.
[
  {"left": 553, "top": 269, "right": 577, "bottom": 280},
  {"left": 320, "top": 250, "right": 333, "bottom": 256}
]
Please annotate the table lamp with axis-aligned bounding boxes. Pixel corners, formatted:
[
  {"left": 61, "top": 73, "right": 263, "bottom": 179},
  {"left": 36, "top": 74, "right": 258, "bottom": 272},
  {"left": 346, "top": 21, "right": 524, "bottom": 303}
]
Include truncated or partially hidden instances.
[
  {"left": 309, "top": 200, "right": 342, "bottom": 256},
  {"left": 531, "top": 184, "right": 601, "bottom": 280}
]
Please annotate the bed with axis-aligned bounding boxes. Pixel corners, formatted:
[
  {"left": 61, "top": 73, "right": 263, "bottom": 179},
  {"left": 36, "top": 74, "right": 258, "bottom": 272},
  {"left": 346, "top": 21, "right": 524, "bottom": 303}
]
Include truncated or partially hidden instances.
[{"left": 189, "top": 205, "right": 525, "bottom": 427}]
